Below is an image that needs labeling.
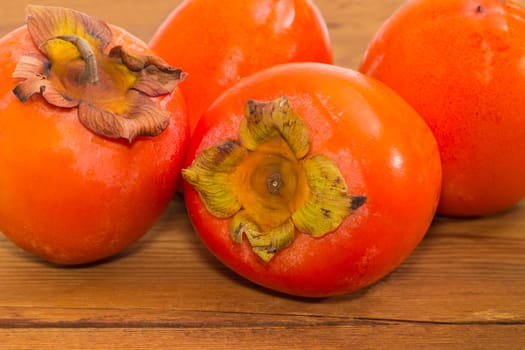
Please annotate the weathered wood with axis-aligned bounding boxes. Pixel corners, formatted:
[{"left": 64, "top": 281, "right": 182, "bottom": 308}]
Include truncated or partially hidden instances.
[
  {"left": 2, "top": 326, "right": 525, "bottom": 350},
  {"left": 1, "top": 197, "right": 524, "bottom": 348}
]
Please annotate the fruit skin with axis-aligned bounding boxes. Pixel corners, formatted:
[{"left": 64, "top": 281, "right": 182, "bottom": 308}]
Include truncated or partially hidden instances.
[
  {"left": 184, "top": 62, "right": 442, "bottom": 297},
  {"left": 149, "top": 0, "right": 333, "bottom": 134},
  {"left": 0, "top": 26, "right": 189, "bottom": 264},
  {"left": 360, "top": 0, "right": 525, "bottom": 217}
]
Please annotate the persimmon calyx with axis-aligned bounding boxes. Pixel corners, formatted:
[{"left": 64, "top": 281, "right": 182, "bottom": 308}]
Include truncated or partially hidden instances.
[
  {"left": 183, "top": 97, "right": 367, "bottom": 262},
  {"left": 11, "top": 5, "right": 186, "bottom": 142}
]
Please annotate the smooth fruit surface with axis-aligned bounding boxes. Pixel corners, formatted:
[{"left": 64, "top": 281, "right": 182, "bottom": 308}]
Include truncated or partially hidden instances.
[
  {"left": 183, "top": 63, "right": 441, "bottom": 297},
  {"left": 360, "top": 0, "right": 525, "bottom": 217},
  {"left": 149, "top": 0, "right": 333, "bottom": 133},
  {"left": 0, "top": 11, "right": 188, "bottom": 264}
]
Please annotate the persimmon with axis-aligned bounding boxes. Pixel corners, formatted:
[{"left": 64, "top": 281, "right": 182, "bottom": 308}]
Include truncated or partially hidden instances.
[
  {"left": 360, "top": 0, "right": 525, "bottom": 217},
  {"left": 182, "top": 63, "right": 442, "bottom": 297},
  {"left": 0, "top": 6, "right": 188, "bottom": 264},
  {"left": 149, "top": 0, "right": 333, "bottom": 134}
]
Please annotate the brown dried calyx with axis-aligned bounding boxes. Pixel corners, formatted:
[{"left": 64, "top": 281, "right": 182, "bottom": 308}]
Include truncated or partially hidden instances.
[{"left": 12, "top": 5, "right": 186, "bottom": 142}]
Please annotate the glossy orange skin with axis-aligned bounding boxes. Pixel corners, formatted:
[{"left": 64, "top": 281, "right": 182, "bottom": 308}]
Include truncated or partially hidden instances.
[
  {"left": 360, "top": 0, "right": 525, "bottom": 217},
  {"left": 184, "top": 63, "right": 442, "bottom": 297},
  {"left": 0, "top": 26, "right": 189, "bottom": 264},
  {"left": 149, "top": 0, "right": 333, "bottom": 134}
]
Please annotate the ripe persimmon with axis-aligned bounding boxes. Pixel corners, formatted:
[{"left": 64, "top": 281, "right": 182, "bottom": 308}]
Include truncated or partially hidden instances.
[
  {"left": 0, "top": 6, "right": 188, "bottom": 264},
  {"left": 149, "top": 0, "right": 333, "bottom": 134},
  {"left": 182, "top": 63, "right": 441, "bottom": 297},
  {"left": 360, "top": 0, "right": 525, "bottom": 216}
]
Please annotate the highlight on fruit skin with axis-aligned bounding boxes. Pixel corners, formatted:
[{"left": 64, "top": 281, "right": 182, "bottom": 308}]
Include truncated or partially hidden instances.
[
  {"left": 183, "top": 96, "right": 367, "bottom": 262},
  {"left": 181, "top": 62, "right": 442, "bottom": 297},
  {"left": 0, "top": 5, "right": 189, "bottom": 265},
  {"left": 149, "top": 0, "right": 334, "bottom": 134},
  {"left": 12, "top": 5, "right": 186, "bottom": 143},
  {"left": 359, "top": 0, "right": 525, "bottom": 216}
]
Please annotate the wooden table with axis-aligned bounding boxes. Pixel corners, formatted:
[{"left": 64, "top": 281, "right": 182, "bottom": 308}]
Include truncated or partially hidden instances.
[{"left": 1, "top": 1, "right": 524, "bottom": 349}]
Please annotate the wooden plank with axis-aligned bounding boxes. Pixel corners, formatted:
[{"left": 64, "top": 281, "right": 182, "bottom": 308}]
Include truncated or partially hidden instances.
[
  {"left": 315, "top": 0, "right": 405, "bottom": 68},
  {"left": 2, "top": 326, "right": 525, "bottom": 350},
  {"left": 1, "top": 199, "right": 524, "bottom": 324}
]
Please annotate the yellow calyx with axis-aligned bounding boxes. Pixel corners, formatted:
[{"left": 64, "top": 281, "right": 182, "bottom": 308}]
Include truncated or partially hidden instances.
[
  {"left": 183, "top": 97, "right": 367, "bottom": 262},
  {"left": 231, "top": 135, "right": 309, "bottom": 231}
]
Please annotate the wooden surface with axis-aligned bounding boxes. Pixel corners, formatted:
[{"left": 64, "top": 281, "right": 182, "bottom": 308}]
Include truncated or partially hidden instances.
[{"left": 1, "top": 1, "right": 525, "bottom": 349}]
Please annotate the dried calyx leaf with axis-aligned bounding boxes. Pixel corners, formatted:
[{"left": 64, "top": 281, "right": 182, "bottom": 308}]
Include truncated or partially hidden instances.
[
  {"left": 292, "top": 155, "right": 367, "bottom": 236},
  {"left": 12, "top": 5, "right": 185, "bottom": 142},
  {"left": 240, "top": 97, "right": 310, "bottom": 158},
  {"left": 183, "top": 97, "right": 367, "bottom": 262},
  {"left": 182, "top": 141, "right": 247, "bottom": 218},
  {"left": 109, "top": 46, "right": 186, "bottom": 96},
  {"left": 231, "top": 212, "right": 296, "bottom": 263},
  {"left": 12, "top": 54, "right": 78, "bottom": 108}
]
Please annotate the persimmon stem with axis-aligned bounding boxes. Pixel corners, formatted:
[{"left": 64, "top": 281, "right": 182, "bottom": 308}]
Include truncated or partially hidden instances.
[
  {"left": 267, "top": 172, "right": 283, "bottom": 194},
  {"left": 54, "top": 35, "right": 99, "bottom": 84}
]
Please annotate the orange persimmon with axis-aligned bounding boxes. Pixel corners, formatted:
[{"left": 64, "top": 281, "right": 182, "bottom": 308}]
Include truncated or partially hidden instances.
[
  {"left": 0, "top": 6, "right": 188, "bottom": 264},
  {"left": 182, "top": 63, "right": 442, "bottom": 297},
  {"left": 360, "top": 0, "right": 525, "bottom": 216},
  {"left": 149, "top": 0, "right": 333, "bottom": 134}
]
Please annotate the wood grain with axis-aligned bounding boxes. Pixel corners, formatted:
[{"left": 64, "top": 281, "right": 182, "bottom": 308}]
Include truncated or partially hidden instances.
[
  {"left": 1, "top": 198, "right": 524, "bottom": 348},
  {"left": 1, "top": 0, "right": 525, "bottom": 349},
  {"left": 2, "top": 326, "right": 525, "bottom": 350}
]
